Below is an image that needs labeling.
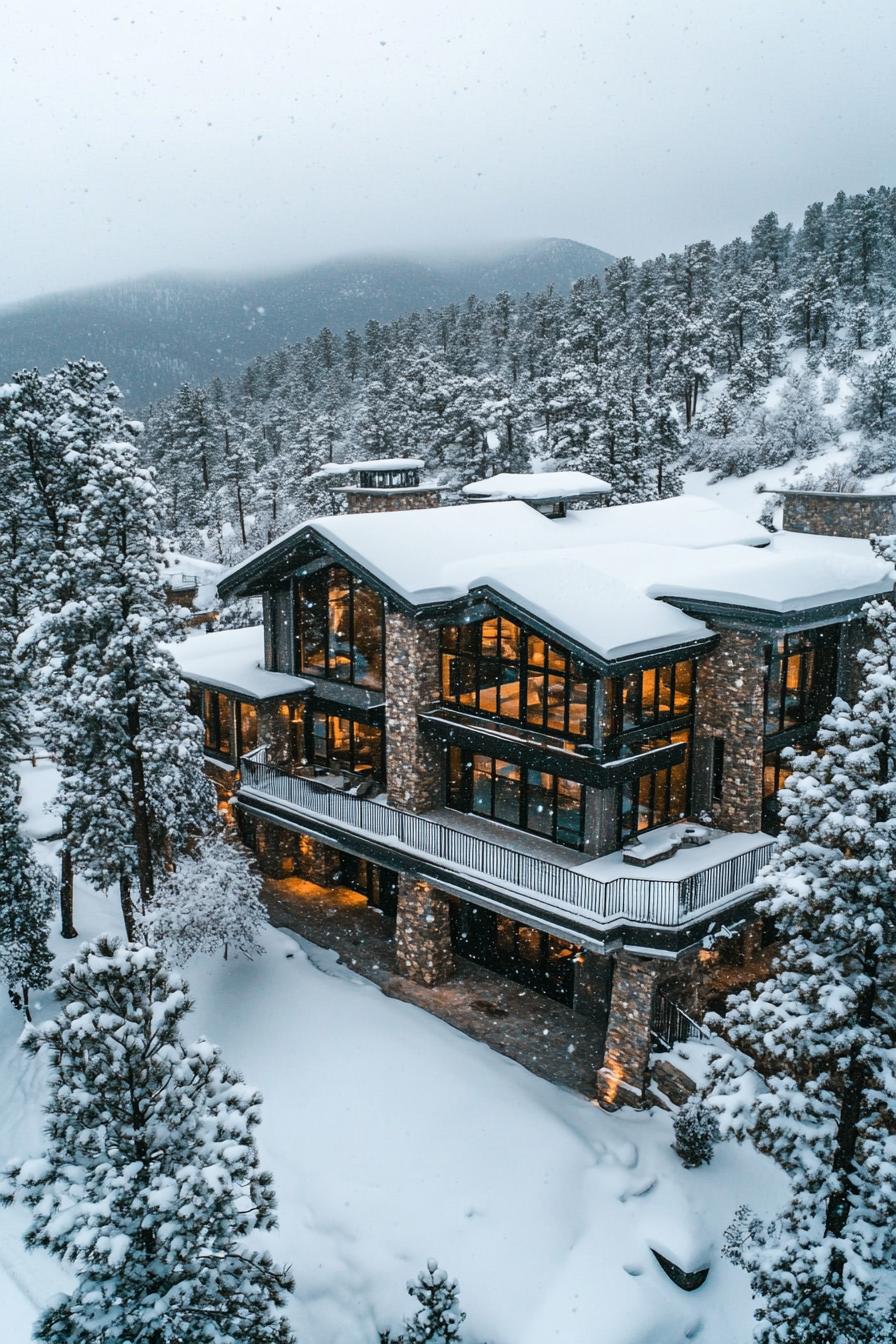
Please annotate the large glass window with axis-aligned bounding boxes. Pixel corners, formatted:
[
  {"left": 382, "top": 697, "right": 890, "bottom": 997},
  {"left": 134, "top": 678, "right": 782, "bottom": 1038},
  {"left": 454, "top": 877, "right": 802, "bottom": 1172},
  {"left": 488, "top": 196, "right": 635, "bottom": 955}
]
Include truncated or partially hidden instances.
[
  {"left": 601, "top": 660, "right": 696, "bottom": 845},
  {"left": 203, "top": 689, "right": 233, "bottom": 758},
  {"left": 296, "top": 565, "right": 385, "bottom": 689},
  {"left": 764, "top": 628, "right": 838, "bottom": 736},
  {"left": 312, "top": 710, "right": 385, "bottom": 781},
  {"left": 440, "top": 617, "right": 591, "bottom": 741},
  {"left": 237, "top": 701, "right": 258, "bottom": 756},
  {"left": 762, "top": 626, "right": 839, "bottom": 834},
  {"left": 447, "top": 747, "right": 585, "bottom": 849},
  {"left": 603, "top": 658, "right": 695, "bottom": 740},
  {"left": 451, "top": 903, "right": 578, "bottom": 1006},
  {"left": 618, "top": 729, "right": 691, "bottom": 845}
]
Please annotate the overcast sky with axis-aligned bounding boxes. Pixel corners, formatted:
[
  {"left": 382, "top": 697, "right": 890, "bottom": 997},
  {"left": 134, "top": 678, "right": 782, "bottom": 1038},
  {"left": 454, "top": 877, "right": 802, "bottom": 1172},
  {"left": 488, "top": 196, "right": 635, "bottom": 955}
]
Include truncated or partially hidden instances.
[{"left": 2, "top": 0, "right": 894, "bottom": 305}]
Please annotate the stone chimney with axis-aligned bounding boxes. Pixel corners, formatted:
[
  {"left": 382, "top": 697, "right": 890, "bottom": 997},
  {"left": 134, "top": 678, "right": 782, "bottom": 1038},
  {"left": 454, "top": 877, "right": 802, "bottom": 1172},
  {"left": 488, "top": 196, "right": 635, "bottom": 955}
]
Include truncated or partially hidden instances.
[{"left": 322, "top": 459, "right": 441, "bottom": 514}]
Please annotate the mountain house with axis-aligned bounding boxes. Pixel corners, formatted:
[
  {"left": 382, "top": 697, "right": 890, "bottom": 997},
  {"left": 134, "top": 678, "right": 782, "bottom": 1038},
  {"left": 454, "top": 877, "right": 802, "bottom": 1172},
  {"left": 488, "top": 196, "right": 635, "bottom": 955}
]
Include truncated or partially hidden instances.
[{"left": 172, "top": 465, "right": 893, "bottom": 1106}]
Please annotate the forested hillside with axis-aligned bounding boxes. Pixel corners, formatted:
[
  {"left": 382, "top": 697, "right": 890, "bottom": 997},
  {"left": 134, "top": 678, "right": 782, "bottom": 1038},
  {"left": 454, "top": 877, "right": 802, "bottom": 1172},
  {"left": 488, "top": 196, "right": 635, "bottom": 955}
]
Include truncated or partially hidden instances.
[
  {"left": 0, "top": 239, "right": 612, "bottom": 406},
  {"left": 142, "top": 186, "right": 896, "bottom": 564}
]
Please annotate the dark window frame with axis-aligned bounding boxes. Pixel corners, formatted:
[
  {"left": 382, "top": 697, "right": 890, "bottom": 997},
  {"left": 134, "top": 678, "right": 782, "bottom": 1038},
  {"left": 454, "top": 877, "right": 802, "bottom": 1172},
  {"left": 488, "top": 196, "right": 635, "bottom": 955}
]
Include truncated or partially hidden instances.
[
  {"left": 617, "top": 727, "right": 693, "bottom": 846},
  {"left": 202, "top": 688, "right": 234, "bottom": 760},
  {"left": 440, "top": 616, "right": 592, "bottom": 742},
  {"left": 763, "top": 627, "right": 839, "bottom": 738},
  {"left": 603, "top": 658, "right": 696, "bottom": 742},
  {"left": 295, "top": 564, "right": 385, "bottom": 689},
  {"left": 311, "top": 709, "right": 385, "bottom": 782},
  {"left": 446, "top": 746, "right": 587, "bottom": 851}
]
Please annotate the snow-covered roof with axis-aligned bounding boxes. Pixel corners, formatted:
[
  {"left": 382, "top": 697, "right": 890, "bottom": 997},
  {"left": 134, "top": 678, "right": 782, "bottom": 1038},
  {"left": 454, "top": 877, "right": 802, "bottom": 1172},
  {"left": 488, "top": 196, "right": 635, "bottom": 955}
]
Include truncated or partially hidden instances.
[
  {"left": 462, "top": 470, "right": 611, "bottom": 501},
  {"left": 168, "top": 626, "right": 312, "bottom": 701},
  {"left": 220, "top": 495, "right": 894, "bottom": 664},
  {"left": 315, "top": 458, "right": 425, "bottom": 476},
  {"left": 162, "top": 553, "right": 226, "bottom": 611}
]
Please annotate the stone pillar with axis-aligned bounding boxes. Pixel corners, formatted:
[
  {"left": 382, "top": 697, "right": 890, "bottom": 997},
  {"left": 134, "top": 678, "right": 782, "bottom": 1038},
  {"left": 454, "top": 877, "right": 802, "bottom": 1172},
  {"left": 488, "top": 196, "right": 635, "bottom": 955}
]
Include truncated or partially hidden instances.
[
  {"left": 295, "top": 833, "right": 341, "bottom": 886},
  {"left": 394, "top": 875, "right": 455, "bottom": 986},
  {"left": 253, "top": 818, "right": 297, "bottom": 878},
  {"left": 596, "top": 952, "right": 665, "bottom": 1108},
  {"left": 695, "top": 628, "right": 767, "bottom": 832},
  {"left": 782, "top": 491, "right": 896, "bottom": 540},
  {"left": 257, "top": 699, "right": 300, "bottom": 770},
  {"left": 385, "top": 609, "right": 442, "bottom": 812}
]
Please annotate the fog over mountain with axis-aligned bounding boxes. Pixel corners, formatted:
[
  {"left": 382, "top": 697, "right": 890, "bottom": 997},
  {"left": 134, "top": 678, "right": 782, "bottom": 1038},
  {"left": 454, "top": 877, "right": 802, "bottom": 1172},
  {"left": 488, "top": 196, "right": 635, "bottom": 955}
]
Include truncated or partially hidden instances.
[{"left": 0, "top": 238, "right": 613, "bottom": 406}]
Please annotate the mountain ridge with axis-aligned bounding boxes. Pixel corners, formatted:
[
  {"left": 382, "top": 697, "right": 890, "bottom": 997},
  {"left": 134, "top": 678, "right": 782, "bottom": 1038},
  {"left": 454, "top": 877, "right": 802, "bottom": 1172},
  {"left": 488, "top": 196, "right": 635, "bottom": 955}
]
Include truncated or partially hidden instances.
[{"left": 0, "top": 238, "right": 614, "bottom": 406}]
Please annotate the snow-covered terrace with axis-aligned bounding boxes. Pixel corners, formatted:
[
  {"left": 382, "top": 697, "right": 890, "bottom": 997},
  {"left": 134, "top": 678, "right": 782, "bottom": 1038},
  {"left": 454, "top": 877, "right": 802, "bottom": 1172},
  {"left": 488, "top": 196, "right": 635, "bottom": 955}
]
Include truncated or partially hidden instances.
[
  {"left": 168, "top": 625, "right": 312, "bottom": 701},
  {"left": 239, "top": 749, "right": 775, "bottom": 946}
]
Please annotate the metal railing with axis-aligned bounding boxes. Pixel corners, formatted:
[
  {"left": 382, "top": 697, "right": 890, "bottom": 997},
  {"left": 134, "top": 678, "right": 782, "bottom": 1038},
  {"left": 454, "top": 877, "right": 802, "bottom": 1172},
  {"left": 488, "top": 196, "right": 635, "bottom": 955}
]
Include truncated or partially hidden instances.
[
  {"left": 166, "top": 572, "right": 199, "bottom": 591},
  {"left": 651, "top": 988, "right": 711, "bottom": 1051},
  {"left": 239, "top": 747, "right": 774, "bottom": 931}
]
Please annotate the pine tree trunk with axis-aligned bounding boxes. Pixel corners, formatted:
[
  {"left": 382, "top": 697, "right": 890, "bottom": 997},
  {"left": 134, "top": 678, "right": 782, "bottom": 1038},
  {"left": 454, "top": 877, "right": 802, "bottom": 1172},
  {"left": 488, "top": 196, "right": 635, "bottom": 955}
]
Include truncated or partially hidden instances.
[
  {"left": 60, "top": 827, "right": 77, "bottom": 939},
  {"left": 125, "top": 697, "right": 155, "bottom": 916},
  {"left": 236, "top": 482, "right": 247, "bottom": 546},
  {"left": 119, "top": 872, "right": 137, "bottom": 942},
  {"left": 823, "top": 938, "right": 879, "bottom": 1274},
  {"left": 21, "top": 984, "right": 31, "bottom": 1024}
]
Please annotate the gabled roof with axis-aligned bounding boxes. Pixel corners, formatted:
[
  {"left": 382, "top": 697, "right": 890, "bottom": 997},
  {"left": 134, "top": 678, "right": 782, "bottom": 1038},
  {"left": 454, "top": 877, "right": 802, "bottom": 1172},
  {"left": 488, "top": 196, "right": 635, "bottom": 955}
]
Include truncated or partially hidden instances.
[{"left": 218, "top": 496, "right": 894, "bottom": 665}]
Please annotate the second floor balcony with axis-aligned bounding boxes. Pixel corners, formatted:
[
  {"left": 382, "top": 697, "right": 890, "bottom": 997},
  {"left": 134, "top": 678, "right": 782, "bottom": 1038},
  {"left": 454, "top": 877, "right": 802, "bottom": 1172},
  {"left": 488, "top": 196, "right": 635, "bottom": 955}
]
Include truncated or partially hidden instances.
[{"left": 238, "top": 747, "right": 774, "bottom": 953}]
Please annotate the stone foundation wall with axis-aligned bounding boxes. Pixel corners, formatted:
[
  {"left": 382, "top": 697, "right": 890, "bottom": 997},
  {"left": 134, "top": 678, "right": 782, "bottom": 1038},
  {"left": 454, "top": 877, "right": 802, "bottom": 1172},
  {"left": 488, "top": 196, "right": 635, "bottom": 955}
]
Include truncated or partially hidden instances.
[
  {"left": 695, "top": 629, "right": 767, "bottom": 832},
  {"left": 782, "top": 492, "right": 896, "bottom": 540},
  {"left": 385, "top": 610, "right": 443, "bottom": 812},
  {"left": 345, "top": 490, "right": 441, "bottom": 515},
  {"left": 394, "top": 875, "right": 455, "bottom": 986}
]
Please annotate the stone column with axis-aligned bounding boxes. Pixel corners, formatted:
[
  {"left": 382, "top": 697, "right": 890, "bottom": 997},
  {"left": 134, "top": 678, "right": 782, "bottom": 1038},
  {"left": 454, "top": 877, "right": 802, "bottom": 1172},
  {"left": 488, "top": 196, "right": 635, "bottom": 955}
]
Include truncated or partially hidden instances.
[
  {"left": 596, "top": 952, "right": 665, "bottom": 1108},
  {"left": 695, "top": 628, "right": 767, "bottom": 832},
  {"left": 257, "top": 699, "right": 299, "bottom": 770},
  {"left": 253, "top": 818, "right": 297, "bottom": 878},
  {"left": 394, "top": 875, "right": 455, "bottom": 986},
  {"left": 295, "top": 833, "right": 340, "bottom": 886},
  {"left": 385, "top": 609, "right": 443, "bottom": 812}
]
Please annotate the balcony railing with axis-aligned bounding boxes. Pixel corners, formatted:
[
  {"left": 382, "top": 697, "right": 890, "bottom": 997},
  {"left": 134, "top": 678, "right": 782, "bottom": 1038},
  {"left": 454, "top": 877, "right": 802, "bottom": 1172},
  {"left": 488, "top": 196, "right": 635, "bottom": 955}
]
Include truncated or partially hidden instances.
[{"left": 239, "top": 747, "right": 775, "bottom": 932}]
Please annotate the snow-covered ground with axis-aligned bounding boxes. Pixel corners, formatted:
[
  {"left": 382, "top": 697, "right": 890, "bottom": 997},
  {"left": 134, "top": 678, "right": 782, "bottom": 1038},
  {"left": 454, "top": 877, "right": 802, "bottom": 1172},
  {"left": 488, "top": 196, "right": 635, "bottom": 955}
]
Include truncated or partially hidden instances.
[{"left": 0, "top": 763, "right": 787, "bottom": 1343}]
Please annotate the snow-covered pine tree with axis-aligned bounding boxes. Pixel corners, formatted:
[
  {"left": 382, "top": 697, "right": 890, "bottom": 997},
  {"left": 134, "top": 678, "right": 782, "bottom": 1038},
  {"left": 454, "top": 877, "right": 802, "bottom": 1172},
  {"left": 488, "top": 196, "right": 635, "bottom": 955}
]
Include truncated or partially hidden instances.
[
  {"left": 139, "top": 832, "right": 268, "bottom": 963},
  {"left": 0, "top": 574, "right": 53, "bottom": 1019},
  {"left": 382, "top": 1261, "right": 467, "bottom": 1344},
  {"left": 0, "top": 360, "right": 135, "bottom": 938},
  {"left": 0, "top": 936, "right": 295, "bottom": 1344},
  {"left": 707, "top": 590, "right": 896, "bottom": 1342},
  {"left": 23, "top": 427, "right": 213, "bottom": 937}
]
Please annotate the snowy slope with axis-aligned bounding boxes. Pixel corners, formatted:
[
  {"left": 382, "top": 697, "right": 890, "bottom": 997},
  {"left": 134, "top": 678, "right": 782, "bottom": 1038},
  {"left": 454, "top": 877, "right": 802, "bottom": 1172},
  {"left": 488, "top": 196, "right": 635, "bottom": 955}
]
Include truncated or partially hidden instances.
[{"left": 0, "top": 764, "right": 787, "bottom": 1344}]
